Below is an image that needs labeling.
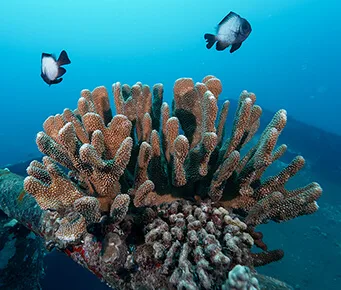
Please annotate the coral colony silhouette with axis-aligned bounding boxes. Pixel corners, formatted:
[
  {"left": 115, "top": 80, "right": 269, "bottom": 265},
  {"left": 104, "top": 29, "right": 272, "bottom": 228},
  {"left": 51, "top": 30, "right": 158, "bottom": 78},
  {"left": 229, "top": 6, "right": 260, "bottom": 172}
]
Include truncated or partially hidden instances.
[{"left": 1, "top": 76, "right": 321, "bottom": 289}]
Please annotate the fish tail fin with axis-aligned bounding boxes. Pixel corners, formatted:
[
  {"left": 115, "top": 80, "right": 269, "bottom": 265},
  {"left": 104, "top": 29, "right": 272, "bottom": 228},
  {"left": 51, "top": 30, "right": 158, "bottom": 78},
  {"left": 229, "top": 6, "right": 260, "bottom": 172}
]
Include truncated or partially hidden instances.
[
  {"left": 57, "top": 50, "right": 71, "bottom": 66},
  {"left": 204, "top": 34, "right": 216, "bottom": 49}
]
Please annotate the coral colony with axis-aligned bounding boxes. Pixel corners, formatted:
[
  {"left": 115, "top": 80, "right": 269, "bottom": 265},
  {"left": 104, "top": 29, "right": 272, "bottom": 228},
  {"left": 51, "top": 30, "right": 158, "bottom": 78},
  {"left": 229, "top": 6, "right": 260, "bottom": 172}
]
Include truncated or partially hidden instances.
[{"left": 21, "top": 76, "right": 321, "bottom": 289}]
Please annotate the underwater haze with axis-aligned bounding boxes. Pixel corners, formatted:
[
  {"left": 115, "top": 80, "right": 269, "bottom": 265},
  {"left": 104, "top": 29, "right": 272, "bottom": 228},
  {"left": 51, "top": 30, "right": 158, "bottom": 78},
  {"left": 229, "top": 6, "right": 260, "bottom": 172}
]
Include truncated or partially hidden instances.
[
  {"left": 0, "top": 0, "right": 340, "bottom": 166},
  {"left": 1, "top": 1, "right": 341, "bottom": 290}
]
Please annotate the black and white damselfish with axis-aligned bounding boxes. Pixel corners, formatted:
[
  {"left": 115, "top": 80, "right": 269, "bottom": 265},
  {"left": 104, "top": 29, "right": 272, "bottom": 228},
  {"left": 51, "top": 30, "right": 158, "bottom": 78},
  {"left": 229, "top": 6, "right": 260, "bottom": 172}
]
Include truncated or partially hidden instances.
[
  {"left": 204, "top": 12, "right": 252, "bottom": 53},
  {"left": 41, "top": 50, "right": 71, "bottom": 85}
]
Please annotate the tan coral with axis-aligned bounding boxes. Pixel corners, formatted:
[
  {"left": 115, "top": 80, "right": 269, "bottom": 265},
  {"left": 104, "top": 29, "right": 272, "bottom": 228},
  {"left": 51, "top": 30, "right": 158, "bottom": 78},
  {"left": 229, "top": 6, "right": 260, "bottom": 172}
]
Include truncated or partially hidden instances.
[
  {"left": 245, "top": 182, "right": 322, "bottom": 226},
  {"left": 24, "top": 157, "right": 83, "bottom": 210},
  {"left": 209, "top": 151, "right": 240, "bottom": 201},
  {"left": 110, "top": 194, "right": 130, "bottom": 224},
  {"left": 82, "top": 113, "right": 132, "bottom": 159},
  {"left": 73, "top": 196, "right": 101, "bottom": 225},
  {"left": 173, "top": 135, "right": 189, "bottom": 187},
  {"left": 133, "top": 180, "right": 155, "bottom": 207},
  {"left": 204, "top": 77, "right": 222, "bottom": 99},
  {"left": 55, "top": 212, "right": 87, "bottom": 245},
  {"left": 24, "top": 75, "right": 322, "bottom": 261},
  {"left": 216, "top": 100, "right": 230, "bottom": 145}
]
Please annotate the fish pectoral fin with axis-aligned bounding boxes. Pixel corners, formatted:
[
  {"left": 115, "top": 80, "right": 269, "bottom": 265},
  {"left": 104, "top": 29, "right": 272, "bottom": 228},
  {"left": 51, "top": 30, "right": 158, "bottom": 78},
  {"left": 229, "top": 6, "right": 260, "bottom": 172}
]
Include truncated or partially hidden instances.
[
  {"left": 204, "top": 34, "right": 216, "bottom": 49},
  {"left": 216, "top": 41, "right": 229, "bottom": 51},
  {"left": 58, "top": 67, "right": 67, "bottom": 78},
  {"left": 57, "top": 50, "right": 71, "bottom": 66},
  {"left": 230, "top": 42, "right": 242, "bottom": 53}
]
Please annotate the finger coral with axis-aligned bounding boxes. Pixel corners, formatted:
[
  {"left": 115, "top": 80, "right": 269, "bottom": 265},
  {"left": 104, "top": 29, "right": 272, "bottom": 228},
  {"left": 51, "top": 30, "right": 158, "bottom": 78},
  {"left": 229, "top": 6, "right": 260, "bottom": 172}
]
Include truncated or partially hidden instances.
[
  {"left": 20, "top": 75, "right": 321, "bottom": 289},
  {"left": 145, "top": 201, "right": 253, "bottom": 289}
]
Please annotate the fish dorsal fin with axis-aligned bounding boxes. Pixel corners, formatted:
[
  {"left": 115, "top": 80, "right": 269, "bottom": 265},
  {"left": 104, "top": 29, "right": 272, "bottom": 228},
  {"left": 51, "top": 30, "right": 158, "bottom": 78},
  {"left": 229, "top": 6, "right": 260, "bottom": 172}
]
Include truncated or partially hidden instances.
[
  {"left": 57, "top": 50, "right": 71, "bottom": 66},
  {"left": 230, "top": 42, "right": 242, "bottom": 53},
  {"left": 218, "top": 11, "right": 240, "bottom": 26},
  {"left": 42, "top": 52, "right": 53, "bottom": 59}
]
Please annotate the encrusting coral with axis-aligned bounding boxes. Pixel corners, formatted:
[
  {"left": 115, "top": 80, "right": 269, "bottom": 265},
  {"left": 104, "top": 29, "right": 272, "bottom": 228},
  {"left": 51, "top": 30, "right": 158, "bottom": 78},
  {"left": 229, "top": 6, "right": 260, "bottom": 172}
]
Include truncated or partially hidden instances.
[{"left": 23, "top": 75, "right": 322, "bottom": 289}]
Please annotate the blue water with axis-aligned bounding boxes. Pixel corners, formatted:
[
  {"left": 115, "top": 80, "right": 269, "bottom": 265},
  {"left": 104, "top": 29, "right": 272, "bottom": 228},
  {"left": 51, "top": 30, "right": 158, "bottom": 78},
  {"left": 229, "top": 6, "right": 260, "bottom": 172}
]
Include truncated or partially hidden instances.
[
  {"left": 1, "top": 0, "right": 340, "bottom": 289},
  {"left": 1, "top": 0, "right": 340, "bottom": 166}
]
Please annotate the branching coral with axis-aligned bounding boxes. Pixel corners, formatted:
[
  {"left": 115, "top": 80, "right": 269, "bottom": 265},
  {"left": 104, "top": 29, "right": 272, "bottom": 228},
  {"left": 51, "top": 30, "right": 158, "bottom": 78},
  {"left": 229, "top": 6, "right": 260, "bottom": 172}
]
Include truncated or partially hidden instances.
[
  {"left": 144, "top": 201, "right": 253, "bottom": 289},
  {"left": 21, "top": 75, "right": 322, "bottom": 289}
]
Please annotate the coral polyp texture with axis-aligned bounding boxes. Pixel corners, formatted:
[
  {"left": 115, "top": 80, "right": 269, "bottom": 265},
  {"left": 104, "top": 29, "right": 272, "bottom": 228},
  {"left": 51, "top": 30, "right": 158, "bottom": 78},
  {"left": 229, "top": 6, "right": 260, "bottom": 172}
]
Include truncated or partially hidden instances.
[{"left": 23, "top": 75, "right": 321, "bottom": 289}]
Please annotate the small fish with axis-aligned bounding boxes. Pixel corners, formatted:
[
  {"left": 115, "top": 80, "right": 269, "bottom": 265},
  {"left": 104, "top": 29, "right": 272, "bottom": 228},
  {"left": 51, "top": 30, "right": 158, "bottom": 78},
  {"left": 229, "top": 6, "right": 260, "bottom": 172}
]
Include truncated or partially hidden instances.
[
  {"left": 17, "top": 189, "right": 26, "bottom": 203},
  {"left": 204, "top": 11, "right": 252, "bottom": 53},
  {"left": 41, "top": 50, "right": 71, "bottom": 85}
]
